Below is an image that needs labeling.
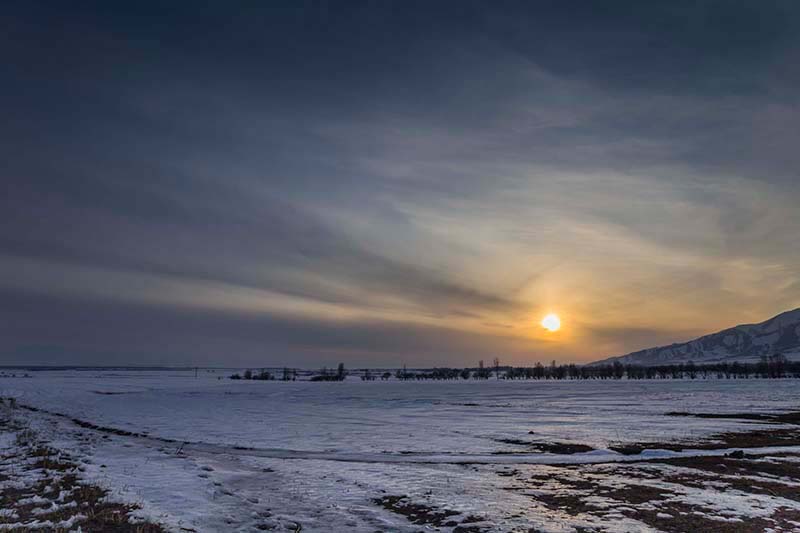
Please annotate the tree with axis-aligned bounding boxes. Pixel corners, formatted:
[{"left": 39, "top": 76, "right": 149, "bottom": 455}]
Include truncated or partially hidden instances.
[
  {"left": 336, "top": 362, "right": 346, "bottom": 381},
  {"left": 255, "top": 369, "right": 272, "bottom": 380},
  {"left": 493, "top": 357, "right": 500, "bottom": 380},
  {"left": 476, "top": 360, "right": 490, "bottom": 379}
]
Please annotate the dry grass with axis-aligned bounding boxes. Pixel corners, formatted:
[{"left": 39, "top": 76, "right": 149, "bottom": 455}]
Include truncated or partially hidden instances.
[{"left": 0, "top": 406, "right": 166, "bottom": 532}]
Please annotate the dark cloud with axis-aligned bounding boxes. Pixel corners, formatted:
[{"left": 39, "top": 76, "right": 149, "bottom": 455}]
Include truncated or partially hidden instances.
[
  {"left": 0, "top": 289, "right": 524, "bottom": 367},
  {"left": 0, "top": 178, "right": 518, "bottom": 316},
  {"left": 1, "top": 1, "right": 800, "bottom": 365}
]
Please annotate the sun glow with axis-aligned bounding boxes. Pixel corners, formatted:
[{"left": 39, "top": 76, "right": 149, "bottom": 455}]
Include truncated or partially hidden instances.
[{"left": 541, "top": 313, "right": 561, "bottom": 332}]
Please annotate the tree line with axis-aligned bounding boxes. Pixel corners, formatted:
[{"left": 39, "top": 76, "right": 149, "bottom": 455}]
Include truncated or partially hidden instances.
[
  {"left": 230, "top": 367, "right": 297, "bottom": 381},
  {"left": 396, "top": 354, "right": 800, "bottom": 380},
  {"left": 229, "top": 354, "right": 800, "bottom": 382}
]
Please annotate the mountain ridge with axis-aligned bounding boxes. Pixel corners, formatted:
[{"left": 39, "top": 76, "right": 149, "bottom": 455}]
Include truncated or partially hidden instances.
[{"left": 591, "top": 308, "right": 800, "bottom": 366}]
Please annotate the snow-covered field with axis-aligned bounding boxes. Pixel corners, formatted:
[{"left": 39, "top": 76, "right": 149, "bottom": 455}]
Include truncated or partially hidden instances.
[{"left": 3, "top": 370, "right": 800, "bottom": 532}]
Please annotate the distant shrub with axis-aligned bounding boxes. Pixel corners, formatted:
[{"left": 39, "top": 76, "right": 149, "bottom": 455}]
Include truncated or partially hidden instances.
[
  {"left": 230, "top": 369, "right": 273, "bottom": 380},
  {"left": 253, "top": 370, "right": 273, "bottom": 380},
  {"left": 310, "top": 363, "right": 346, "bottom": 382}
]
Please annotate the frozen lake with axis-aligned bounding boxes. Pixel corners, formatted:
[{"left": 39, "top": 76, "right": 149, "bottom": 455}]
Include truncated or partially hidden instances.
[{"left": 3, "top": 370, "right": 800, "bottom": 531}]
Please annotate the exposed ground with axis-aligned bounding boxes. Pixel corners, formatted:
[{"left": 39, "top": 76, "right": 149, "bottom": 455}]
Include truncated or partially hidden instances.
[
  {"left": 608, "top": 411, "right": 800, "bottom": 456},
  {"left": 490, "top": 410, "right": 800, "bottom": 532},
  {"left": 497, "top": 452, "right": 800, "bottom": 532}
]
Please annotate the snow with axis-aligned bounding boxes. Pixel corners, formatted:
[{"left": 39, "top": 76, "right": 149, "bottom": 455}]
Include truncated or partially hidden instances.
[
  {"left": 4, "top": 370, "right": 800, "bottom": 532},
  {"left": 9, "top": 370, "right": 800, "bottom": 454}
]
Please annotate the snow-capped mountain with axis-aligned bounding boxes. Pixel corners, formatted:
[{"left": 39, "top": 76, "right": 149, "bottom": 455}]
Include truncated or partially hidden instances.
[{"left": 592, "top": 308, "right": 800, "bottom": 366}]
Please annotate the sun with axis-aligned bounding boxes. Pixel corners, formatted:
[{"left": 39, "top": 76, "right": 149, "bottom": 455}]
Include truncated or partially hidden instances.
[{"left": 541, "top": 313, "right": 561, "bottom": 332}]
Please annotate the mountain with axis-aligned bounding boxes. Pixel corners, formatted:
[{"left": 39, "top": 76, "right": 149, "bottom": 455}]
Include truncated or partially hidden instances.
[{"left": 592, "top": 308, "right": 800, "bottom": 366}]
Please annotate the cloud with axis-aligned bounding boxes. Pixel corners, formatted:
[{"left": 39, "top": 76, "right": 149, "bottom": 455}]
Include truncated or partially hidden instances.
[
  {"left": 1, "top": 2, "right": 800, "bottom": 365},
  {"left": 0, "top": 289, "right": 535, "bottom": 367}
]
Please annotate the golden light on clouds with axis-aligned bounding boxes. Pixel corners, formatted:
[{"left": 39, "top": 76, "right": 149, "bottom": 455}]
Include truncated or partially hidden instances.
[{"left": 541, "top": 313, "right": 561, "bottom": 332}]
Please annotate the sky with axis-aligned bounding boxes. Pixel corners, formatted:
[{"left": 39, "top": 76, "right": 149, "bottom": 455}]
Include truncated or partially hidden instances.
[{"left": 2, "top": 1, "right": 800, "bottom": 367}]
